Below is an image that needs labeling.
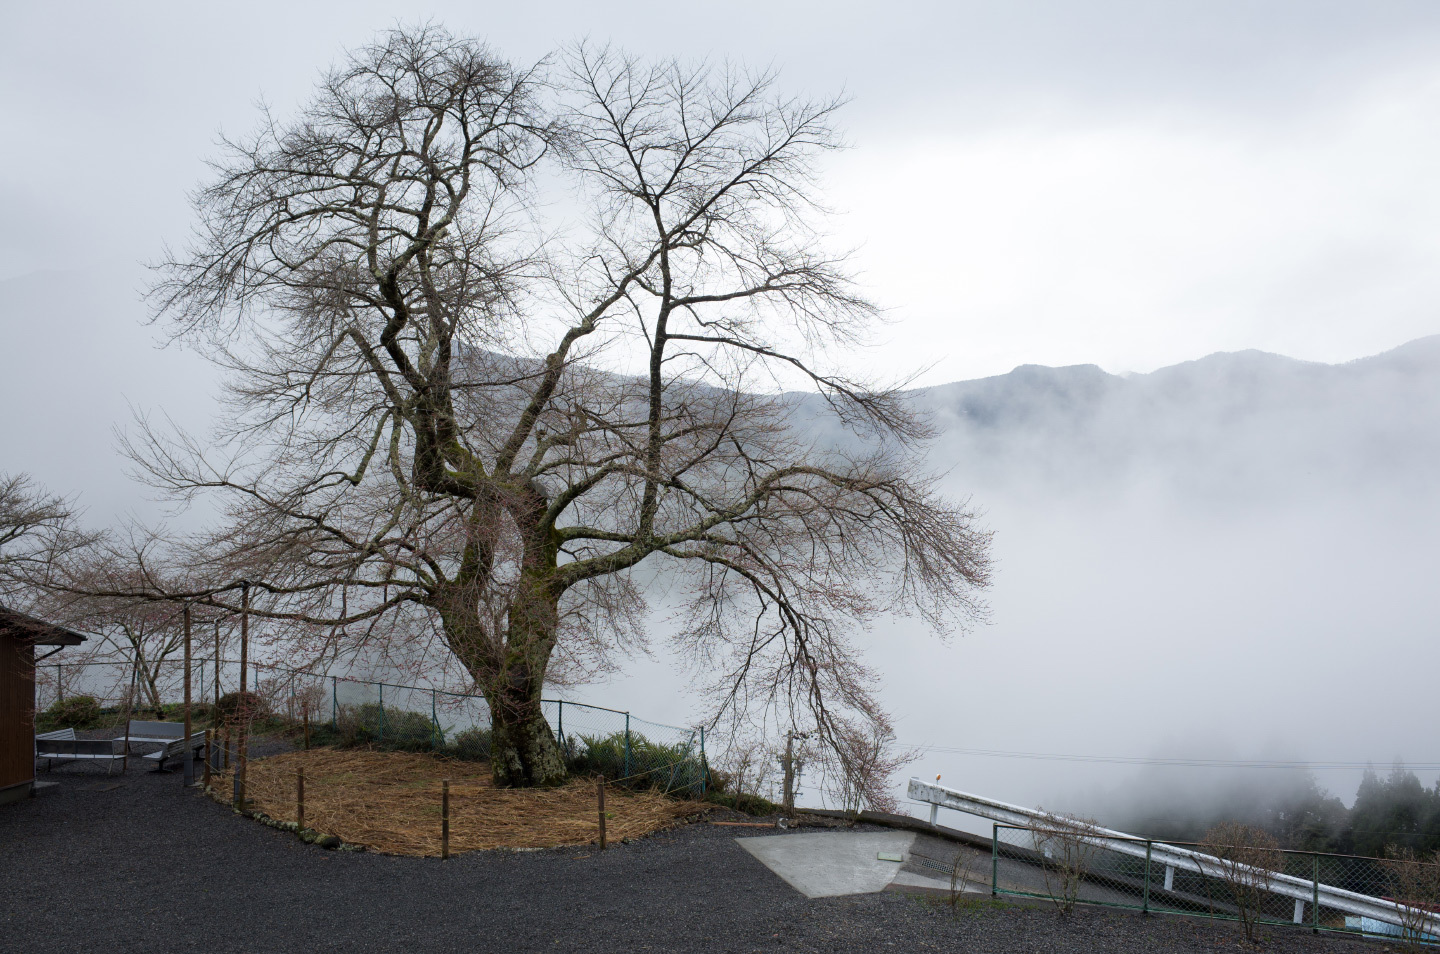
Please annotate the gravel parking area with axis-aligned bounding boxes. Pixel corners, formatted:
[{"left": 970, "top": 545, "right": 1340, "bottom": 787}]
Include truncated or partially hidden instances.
[{"left": 2, "top": 753, "right": 1373, "bottom": 954}]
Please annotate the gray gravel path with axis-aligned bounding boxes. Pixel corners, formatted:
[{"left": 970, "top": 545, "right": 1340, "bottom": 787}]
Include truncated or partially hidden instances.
[{"left": 2, "top": 755, "right": 1373, "bottom": 954}]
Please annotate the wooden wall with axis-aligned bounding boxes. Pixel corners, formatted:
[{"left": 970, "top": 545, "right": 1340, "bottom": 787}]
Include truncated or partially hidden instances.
[{"left": 0, "top": 633, "right": 36, "bottom": 794}]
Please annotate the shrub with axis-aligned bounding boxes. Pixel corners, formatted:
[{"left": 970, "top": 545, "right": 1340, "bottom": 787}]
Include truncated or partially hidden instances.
[
  {"left": 705, "top": 765, "right": 731, "bottom": 795},
  {"left": 214, "top": 691, "right": 266, "bottom": 725},
  {"left": 565, "top": 731, "right": 705, "bottom": 793},
  {"left": 705, "top": 789, "right": 783, "bottom": 816},
  {"left": 158, "top": 702, "right": 212, "bottom": 721},
  {"left": 1202, "top": 821, "right": 1283, "bottom": 943},
  {"left": 1032, "top": 810, "right": 1102, "bottom": 915},
  {"left": 449, "top": 727, "right": 491, "bottom": 761},
  {"left": 380, "top": 707, "right": 437, "bottom": 746},
  {"left": 1381, "top": 845, "right": 1440, "bottom": 948},
  {"left": 335, "top": 703, "right": 438, "bottom": 748},
  {"left": 38, "top": 695, "right": 101, "bottom": 730}
]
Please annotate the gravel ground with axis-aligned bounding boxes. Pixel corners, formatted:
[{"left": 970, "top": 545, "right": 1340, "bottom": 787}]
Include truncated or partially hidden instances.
[{"left": 2, "top": 749, "right": 1381, "bottom": 954}]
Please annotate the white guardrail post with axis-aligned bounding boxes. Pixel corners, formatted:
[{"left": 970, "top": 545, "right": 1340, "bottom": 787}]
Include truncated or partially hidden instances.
[{"left": 908, "top": 777, "right": 1436, "bottom": 935}]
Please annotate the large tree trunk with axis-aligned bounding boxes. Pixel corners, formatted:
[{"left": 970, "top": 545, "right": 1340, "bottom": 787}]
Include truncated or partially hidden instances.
[
  {"left": 487, "top": 678, "right": 567, "bottom": 787},
  {"left": 439, "top": 575, "right": 568, "bottom": 787}
]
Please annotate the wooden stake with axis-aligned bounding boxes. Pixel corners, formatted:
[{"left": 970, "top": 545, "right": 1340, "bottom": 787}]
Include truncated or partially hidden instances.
[
  {"left": 441, "top": 779, "right": 450, "bottom": 860},
  {"left": 235, "top": 581, "right": 250, "bottom": 809},
  {"left": 213, "top": 621, "right": 221, "bottom": 713},
  {"left": 183, "top": 605, "right": 193, "bottom": 785},
  {"left": 597, "top": 778, "right": 607, "bottom": 850},
  {"left": 202, "top": 729, "right": 212, "bottom": 789},
  {"left": 297, "top": 768, "right": 305, "bottom": 830},
  {"left": 122, "top": 656, "right": 137, "bottom": 774}
]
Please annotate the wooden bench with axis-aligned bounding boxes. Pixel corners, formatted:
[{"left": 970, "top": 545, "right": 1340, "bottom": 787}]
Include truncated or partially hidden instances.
[
  {"left": 35, "top": 729, "right": 127, "bottom": 775},
  {"left": 124, "top": 721, "right": 206, "bottom": 772}
]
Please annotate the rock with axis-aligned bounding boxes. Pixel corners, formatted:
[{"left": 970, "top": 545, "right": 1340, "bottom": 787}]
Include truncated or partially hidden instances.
[
  {"left": 317, "top": 834, "right": 342, "bottom": 850},
  {"left": 300, "top": 829, "right": 319, "bottom": 844}
]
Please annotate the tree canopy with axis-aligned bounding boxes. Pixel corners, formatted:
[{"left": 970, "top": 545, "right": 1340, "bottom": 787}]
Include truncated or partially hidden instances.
[{"left": 51, "top": 26, "right": 992, "bottom": 790}]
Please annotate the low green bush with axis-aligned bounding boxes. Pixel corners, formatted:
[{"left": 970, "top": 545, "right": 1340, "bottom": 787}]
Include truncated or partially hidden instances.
[
  {"left": 704, "top": 789, "right": 783, "bottom": 816},
  {"left": 335, "top": 703, "right": 439, "bottom": 749},
  {"left": 214, "top": 691, "right": 265, "bottom": 725},
  {"left": 447, "top": 727, "right": 491, "bottom": 761},
  {"left": 37, "top": 695, "right": 101, "bottom": 731},
  {"left": 564, "top": 731, "right": 705, "bottom": 793}
]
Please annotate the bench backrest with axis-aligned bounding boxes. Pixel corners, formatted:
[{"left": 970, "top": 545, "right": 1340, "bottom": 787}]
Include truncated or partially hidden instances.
[
  {"left": 158, "top": 731, "right": 209, "bottom": 752},
  {"left": 35, "top": 728, "right": 77, "bottom": 742},
  {"left": 127, "top": 720, "right": 184, "bottom": 739},
  {"left": 36, "top": 739, "right": 125, "bottom": 756}
]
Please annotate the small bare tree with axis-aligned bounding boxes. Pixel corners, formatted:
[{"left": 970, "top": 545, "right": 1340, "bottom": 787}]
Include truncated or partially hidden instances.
[
  {"left": 948, "top": 847, "right": 987, "bottom": 910},
  {"left": 1202, "top": 821, "right": 1283, "bottom": 942},
  {"left": 1382, "top": 845, "right": 1440, "bottom": 947},
  {"left": 713, "top": 729, "right": 780, "bottom": 812},
  {"left": 819, "top": 720, "right": 916, "bottom": 815},
  {"left": 1032, "top": 810, "right": 1102, "bottom": 914},
  {"left": 0, "top": 473, "right": 93, "bottom": 604},
  {"left": 38, "top": 532, "right": 232, "bottom": 714}
]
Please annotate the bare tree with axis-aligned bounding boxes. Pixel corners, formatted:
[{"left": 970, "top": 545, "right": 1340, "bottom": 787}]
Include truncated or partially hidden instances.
[
  {"left": 711, "top": 728, "right": 781, "bottom": 812},
  {"left": 121, "top": 27, "right": 992, "bottom": 787},
  {"left": 1201, "top": 821, "right": 1283, "bottom": 942},
  {"left": 1382, "top": 845, "right": 1440, "bottom": 947},
  {"left": 1032, "top": 810, "right": 1102, "bottom": 914},
  {"left": 818, "top": 720, "right": 915, "bottom": 815},
  {"left": 60, "top": 599, "right": 185, "bottom": 713},
  {"left": 0, "top": 473, "right": 92, "bottom": 604}
]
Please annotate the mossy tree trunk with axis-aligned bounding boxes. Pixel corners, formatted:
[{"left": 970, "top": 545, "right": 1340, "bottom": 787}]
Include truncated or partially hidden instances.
[{"left": 438, "top": 503, "right": 569, "bottom": 788}]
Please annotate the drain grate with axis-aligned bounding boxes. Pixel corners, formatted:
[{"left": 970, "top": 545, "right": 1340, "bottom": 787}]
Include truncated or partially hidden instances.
[{"left": 912, "top": 855, "right": 956, "bottom": 873}]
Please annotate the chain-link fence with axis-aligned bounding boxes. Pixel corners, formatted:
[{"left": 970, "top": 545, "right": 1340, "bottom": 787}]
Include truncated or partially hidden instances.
[
  {"left": 34, "top": 658, "right": 709, "bottom": 795},
  {"left": 990, "top": 823, "right": 1440, "bottom": 944},
  {"left": 329, "top": 677, "right": 705, "bottom": 793}
]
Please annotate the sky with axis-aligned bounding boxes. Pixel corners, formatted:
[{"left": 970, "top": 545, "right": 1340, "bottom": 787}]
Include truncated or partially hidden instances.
[
  {"left": 6, "top": 2, "right": 1440, "bottom": 820},
  {"left": 5, "top": 1, "right": 1440, "bottom": 383}
]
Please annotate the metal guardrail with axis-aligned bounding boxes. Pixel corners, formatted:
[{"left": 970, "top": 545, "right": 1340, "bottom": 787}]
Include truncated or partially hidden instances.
[{"left": 908, "top": 777, "right": 1438, "bottom": 935}]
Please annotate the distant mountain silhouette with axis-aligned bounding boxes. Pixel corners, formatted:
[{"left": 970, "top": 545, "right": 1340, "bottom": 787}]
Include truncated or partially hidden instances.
[{"left": 880, "top": 338, "right": 1440, "bottom": 501}]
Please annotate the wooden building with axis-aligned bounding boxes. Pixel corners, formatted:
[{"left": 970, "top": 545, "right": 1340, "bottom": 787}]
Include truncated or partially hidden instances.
[{"left": 0, "top": 605, "right": 85, "bottom": 805}]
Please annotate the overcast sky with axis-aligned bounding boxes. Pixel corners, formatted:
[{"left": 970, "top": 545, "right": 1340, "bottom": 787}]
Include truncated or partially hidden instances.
[
  {"left": 6, "top": 3, "right": 1440, "bottom": 816},
  {"left": 6, "top": 1, "right": 1440, "bottom": 384}
]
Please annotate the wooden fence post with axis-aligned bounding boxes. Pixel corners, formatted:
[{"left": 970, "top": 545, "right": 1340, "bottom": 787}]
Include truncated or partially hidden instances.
[
  {"left": 297, "top": 769, "right": 305, "bottom": 830},
  {"left": 183, "top": 605, "right": 193, "bottom": 786},
  {"left": 598, "top": 779, "right": 607, "bottom": 850},
  {"left": 234, "top": 581, "right": 250, "bottom": 809},
  {"left": 122, "top": 656, "right": 137, "bottom": 774},
  {"left": 213, "top": 621, "right": 221, "bottom": 712},
  {"left": 441, "top": 779, "right": 451, "bottom": 860}
]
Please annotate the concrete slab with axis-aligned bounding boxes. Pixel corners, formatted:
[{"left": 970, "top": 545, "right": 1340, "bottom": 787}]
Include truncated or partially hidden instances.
[{"left": 736, "top": 831, "right": 916, "bottom": 898}]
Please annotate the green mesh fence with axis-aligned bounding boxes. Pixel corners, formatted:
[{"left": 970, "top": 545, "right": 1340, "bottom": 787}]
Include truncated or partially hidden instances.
[
  {"left": 35, "top": 658, "right": 708, "bottom": 795},
  {"left": 990, "top": 823, "right": 1440, "bottom": 945},
  {"left": 329, "top": 677, "right": 704, "bottom": 793}
]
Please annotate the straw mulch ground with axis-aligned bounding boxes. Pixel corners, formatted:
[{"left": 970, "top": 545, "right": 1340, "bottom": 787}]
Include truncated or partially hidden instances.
[{"left": 208, "top": 748, "right": 707, "bottom": 856}]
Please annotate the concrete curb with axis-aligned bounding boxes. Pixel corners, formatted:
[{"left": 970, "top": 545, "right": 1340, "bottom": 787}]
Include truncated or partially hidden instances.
[{"left": 798, "top": 807, "right": 993, "bottom": 852}]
